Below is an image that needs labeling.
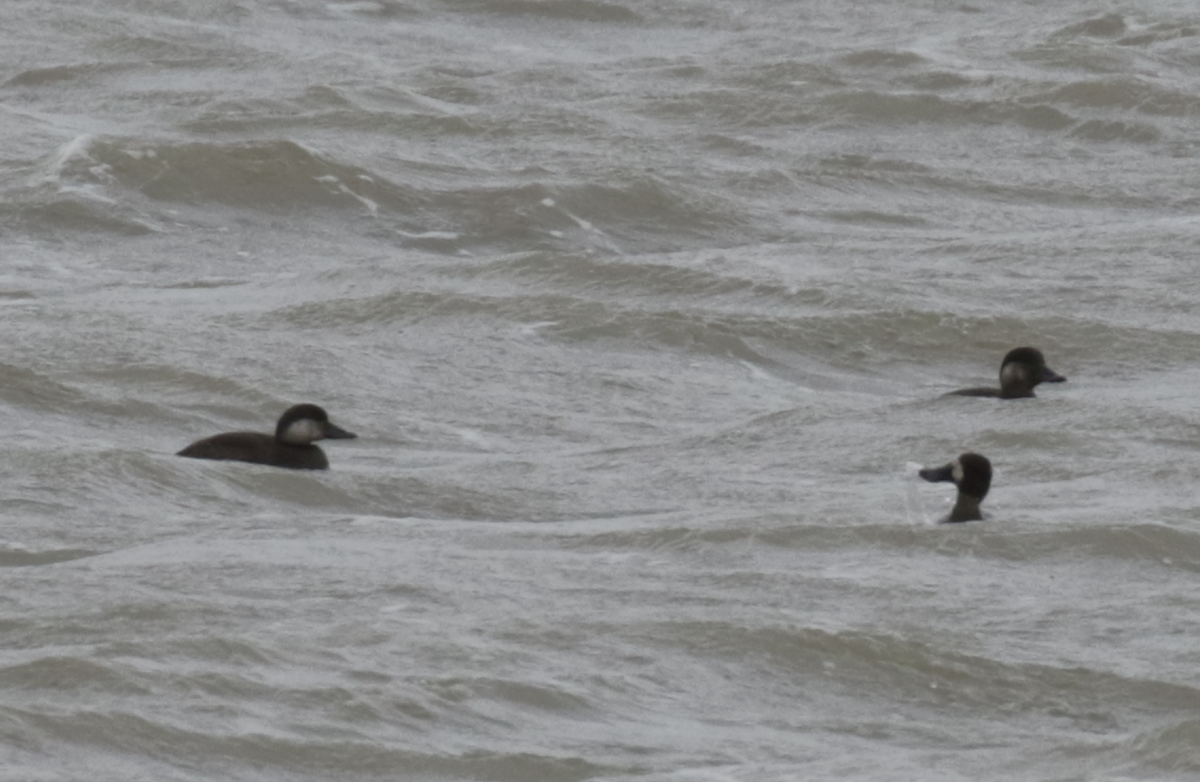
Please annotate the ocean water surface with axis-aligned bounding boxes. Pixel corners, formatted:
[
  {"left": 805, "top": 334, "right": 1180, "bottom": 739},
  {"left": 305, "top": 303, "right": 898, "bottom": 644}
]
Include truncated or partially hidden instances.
[{"left": 2, "top": 0, "right": 1200, "bottom": 779}]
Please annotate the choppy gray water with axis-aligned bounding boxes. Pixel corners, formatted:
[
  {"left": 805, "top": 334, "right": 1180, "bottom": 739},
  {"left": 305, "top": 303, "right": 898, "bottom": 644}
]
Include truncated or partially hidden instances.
[{"left": 3, "top": 0, "right": 1200, "bottom": 779}]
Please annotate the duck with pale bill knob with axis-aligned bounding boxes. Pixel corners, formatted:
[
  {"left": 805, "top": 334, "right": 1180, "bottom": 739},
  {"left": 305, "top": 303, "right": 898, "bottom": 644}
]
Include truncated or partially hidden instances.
[
  {"left": 177, "top": 403, "right": 356, "bottom": 470},
  {"left": 919, "top": 452, "right": 992, "bottom": 523}
]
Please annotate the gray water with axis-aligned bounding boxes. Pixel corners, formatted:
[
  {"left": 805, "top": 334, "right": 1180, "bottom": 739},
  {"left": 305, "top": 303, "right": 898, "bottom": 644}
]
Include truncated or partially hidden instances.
[{"left": 3, "top": 1, "right": 1200, "bottom": 779}]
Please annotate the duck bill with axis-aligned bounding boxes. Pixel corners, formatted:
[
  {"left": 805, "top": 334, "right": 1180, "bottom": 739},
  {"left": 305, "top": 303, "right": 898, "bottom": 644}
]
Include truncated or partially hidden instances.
[
  {"left": 1042, "top": 366, "right": 1066, "bottom": 383},
  {"left": 324, "top": 423, "right": 357, "bottom": 440},
  {"left": 919, "top": 463, "right": 955, "bottom": 484}
]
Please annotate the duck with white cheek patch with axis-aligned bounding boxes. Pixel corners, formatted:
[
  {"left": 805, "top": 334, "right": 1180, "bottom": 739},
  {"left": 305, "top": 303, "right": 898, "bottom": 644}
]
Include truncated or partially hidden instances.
[
  {"left": 919, "top": 452, "right": 993, "bottom": 523},
  {"left": 945, "top": 347, "right": 1065, "bottom": 399},
  {"left": 177, "top": 404, "right": 357, "bottom": 470}
]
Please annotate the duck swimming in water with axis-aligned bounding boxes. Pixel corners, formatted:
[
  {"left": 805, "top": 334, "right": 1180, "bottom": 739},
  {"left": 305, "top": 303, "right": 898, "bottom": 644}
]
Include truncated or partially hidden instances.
[
  {"left": 945, "top": 347, "right": 1065, "bottom": 399},
  {"left": 919, "top": 452, "right": 992, "bottom": 522},
  {"left": 177, "top": 403, "right": 356, "bottom": 470}
]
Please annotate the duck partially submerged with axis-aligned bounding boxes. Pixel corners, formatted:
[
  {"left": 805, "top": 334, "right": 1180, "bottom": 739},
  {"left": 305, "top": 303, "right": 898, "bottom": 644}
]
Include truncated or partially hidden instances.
[
  {"left": 919, "top": 452, "right": 992, "bottom": 522},
  {"left": 946, "top": 347, "right": 1065, "bottom": 399},
  {"left": 177, "top": 403, "right": 357, "bottom": 470}
]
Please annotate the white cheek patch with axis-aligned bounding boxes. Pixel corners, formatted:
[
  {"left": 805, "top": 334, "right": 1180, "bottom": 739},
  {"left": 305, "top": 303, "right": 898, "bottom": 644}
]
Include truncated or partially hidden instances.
[
  {"left": 281, "top": 418, "right": 323, "bottom": 445},
  {"left": 952, "top": 460, "right": 964, "bottom": 484},
  {"left": 1000, "top": 363, "right": 1026, "bottom": 386}
]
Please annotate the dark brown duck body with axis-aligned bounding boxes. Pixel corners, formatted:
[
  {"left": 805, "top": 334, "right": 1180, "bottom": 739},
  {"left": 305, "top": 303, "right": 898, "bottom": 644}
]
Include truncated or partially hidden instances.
[
  {"left": 946, "top": 347, "right": 1065, "bottom": 399},
  {"left": 177, "top": 432, "right": 335, "bottom": 470},
  {"left": 177, "top": 403, "right": 356, "bottom": 470}
]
